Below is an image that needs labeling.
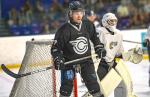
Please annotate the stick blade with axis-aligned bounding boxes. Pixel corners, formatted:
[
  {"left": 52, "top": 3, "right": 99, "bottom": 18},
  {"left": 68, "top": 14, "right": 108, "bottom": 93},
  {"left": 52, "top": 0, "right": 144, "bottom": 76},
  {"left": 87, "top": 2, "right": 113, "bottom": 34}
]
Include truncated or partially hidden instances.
[{"left": 1, "top": 64, "right": 20, "bottom": 78}]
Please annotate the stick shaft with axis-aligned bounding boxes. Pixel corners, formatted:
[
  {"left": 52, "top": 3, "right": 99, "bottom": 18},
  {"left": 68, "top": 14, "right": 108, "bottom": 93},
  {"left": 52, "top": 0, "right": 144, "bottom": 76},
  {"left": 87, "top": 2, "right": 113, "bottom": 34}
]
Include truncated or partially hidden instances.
[
  {"left": 123, "top": 40, "right": 142, "bottom": 44},
  {"left": 1, "top": 54, "right": 97, "bottom": 78}
]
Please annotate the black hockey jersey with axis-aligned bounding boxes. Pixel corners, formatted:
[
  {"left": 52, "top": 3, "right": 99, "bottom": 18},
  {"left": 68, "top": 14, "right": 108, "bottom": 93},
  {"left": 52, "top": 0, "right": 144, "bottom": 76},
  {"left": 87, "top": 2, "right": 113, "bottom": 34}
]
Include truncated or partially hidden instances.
[{"left": 51, "top": 20, "right": 101, "bottom": 62}]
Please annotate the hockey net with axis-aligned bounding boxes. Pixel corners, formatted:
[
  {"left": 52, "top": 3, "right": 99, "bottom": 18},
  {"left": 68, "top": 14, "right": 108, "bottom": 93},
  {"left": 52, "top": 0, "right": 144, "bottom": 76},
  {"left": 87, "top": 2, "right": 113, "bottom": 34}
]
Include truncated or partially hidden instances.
[{"left": 9, "top": 39, "right": 75, "bottom": 97}]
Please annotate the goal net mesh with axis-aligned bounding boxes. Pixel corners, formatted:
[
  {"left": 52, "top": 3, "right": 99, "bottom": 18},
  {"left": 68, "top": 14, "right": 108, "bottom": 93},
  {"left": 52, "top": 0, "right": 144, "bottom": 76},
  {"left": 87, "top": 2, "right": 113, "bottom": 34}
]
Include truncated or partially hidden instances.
[{"left": 9, "top": 40, "right": 74, "bottom": 97}]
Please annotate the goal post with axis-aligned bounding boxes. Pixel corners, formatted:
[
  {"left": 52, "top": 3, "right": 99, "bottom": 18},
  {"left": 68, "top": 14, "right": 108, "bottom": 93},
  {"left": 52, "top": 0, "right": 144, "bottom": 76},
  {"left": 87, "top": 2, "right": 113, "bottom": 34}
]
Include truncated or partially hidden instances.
[{"left": 9, "top": 39, "right": 76, "bottom": 97}]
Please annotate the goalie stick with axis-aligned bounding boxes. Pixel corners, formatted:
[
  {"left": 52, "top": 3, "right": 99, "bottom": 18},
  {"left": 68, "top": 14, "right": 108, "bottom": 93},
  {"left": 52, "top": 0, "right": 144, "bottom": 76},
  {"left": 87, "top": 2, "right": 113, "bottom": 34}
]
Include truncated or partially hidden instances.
[
  {"left": 123, "top": 40, "right": 142, "bottom": 44},
  {"left": 1, "top": 54, "right": 97, "bottom": 78}
]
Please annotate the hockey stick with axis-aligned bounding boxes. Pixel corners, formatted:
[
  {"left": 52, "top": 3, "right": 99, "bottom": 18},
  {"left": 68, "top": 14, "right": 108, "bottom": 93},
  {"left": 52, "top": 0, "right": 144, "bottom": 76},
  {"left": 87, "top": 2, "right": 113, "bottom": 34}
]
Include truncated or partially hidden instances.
[
  {"left": 123, "top": 40, "right": 142, "bottom": 44},
  {"left": 1, "top": 54, "right": 97, "bottom": 78}
]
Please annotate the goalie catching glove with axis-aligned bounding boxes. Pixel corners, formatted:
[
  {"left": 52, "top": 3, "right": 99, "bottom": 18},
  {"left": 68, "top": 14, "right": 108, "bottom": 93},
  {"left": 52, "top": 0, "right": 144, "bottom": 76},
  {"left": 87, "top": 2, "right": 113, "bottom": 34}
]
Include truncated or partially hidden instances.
[{"left": 122, "top": 46, "right": 143, "bottom": 64}]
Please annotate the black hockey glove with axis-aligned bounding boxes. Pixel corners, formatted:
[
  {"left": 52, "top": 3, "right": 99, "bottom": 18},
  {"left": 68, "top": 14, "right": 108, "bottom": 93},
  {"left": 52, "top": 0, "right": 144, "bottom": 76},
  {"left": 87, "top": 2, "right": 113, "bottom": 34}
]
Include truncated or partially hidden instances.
[
  {"left": 95, "top": 43, "right": 106, "bottom": 58},
  {"left": 143, "top": 39, "right": 149, "bottom": 47},
  {"left": 54, "top": 56, "right": 65, "bottom": 70}
]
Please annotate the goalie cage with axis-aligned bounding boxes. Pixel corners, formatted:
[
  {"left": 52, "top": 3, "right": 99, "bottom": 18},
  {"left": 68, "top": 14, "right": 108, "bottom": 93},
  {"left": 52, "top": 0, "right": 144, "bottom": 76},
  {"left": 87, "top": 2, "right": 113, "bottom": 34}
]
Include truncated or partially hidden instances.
[{"left": 9, "top": 39, "right": 78, "bottom": 97}]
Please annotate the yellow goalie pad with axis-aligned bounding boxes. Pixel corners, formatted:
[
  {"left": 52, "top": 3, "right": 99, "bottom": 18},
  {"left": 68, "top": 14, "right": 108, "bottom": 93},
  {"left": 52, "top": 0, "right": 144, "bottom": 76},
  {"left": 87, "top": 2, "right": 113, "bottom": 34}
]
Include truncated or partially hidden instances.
[
  {"left": 82, "top": 68, "right": 122, "bottom": 97},
  {"left": 100, "top": 68, "right": 122, "bottom": 97},
  {"left": 99, "top": 59, "right": 137, "bottom": 97},
  {"left": 84, "top": 59, "right": 137, "bottom": 97},
  {"left": 115, "top": 59, "right": 138, "bottom": 97}
]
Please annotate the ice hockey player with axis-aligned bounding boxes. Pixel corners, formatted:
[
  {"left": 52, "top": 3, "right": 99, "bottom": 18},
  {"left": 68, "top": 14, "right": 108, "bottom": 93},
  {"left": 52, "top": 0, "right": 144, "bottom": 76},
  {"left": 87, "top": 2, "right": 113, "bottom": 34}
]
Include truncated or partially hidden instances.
[
  {"left": 143, "top": 25, "right": 150, "bottom": 86},
  {"left": 143, "top": 26, "right": 150, "bottom": 47},
  {"left": 51, "top": 1, "right": 106, "bottom": 97},
  {"left": 85, "top": 9, "right": 101, "bottom": 34},
  {"left": 96, "top": 12, "right": 126, "bottom": 97},
  {"left": 96, "top": 12, "right": 143, "bottom": 97}
]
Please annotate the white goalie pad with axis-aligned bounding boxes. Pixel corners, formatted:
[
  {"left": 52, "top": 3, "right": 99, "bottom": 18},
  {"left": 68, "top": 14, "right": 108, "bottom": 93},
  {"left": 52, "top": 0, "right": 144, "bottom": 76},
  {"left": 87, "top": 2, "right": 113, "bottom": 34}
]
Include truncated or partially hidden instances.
[
  {"left": 100, "top": 68, "right": 122, "bottom": 97},
  {"left": 122, "top": 47, "right": 143, "bottom": 64},
  {"left": 115, "top": 59, "right": 138, "bottom": 97}
]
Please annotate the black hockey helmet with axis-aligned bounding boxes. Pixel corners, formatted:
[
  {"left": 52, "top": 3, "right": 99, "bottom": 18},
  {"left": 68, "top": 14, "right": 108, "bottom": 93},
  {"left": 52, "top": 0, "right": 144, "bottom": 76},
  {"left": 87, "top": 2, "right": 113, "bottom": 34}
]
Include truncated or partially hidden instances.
[
  {"left": 86, "top": 9, "right": 96, "bottom": 16},
  {"left": 69, "top": 1, "right": 84, "bottom": 11}
]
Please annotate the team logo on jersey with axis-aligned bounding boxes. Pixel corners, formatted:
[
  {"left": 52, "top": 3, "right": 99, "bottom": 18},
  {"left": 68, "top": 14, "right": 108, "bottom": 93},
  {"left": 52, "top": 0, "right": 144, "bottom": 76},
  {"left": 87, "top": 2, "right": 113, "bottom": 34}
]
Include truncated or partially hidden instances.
[
  {"left": 109, "top": 42, "right": 118, "bottom": 49},
  {"left": 70, "top": 37, "right": 88, "bottom": 54}
]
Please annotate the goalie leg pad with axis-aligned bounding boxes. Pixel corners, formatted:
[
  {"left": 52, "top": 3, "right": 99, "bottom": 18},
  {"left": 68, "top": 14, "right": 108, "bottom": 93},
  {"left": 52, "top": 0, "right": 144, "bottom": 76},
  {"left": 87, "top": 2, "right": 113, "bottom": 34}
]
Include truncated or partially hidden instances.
[
  {"left": 115, "top": 60, "right": 138, "bottom": 97},
  {"left": 114, "top": 81, "right": 127, "bottom": 97},
  {"left": 100, "top": 68, "right": 122, "bottom": 97}
]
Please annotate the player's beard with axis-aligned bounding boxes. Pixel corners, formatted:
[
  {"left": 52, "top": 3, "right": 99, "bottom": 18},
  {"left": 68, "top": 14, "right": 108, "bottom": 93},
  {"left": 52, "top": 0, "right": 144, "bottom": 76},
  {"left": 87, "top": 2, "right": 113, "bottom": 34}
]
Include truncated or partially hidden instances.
[
  {"left": 75, "top": 18, "right": 82, "bottom": 24},
  {"left": 70, "top": 18, "right": 82, "bottom": 25}
]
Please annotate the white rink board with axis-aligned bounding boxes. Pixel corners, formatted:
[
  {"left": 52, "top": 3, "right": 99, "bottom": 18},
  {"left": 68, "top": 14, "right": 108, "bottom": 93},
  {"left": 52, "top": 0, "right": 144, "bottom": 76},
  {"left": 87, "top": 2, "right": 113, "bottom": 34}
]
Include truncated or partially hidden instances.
[
  {"left": 0, "top": 29, "right": 147, "bottom": 64},
  {"left": 0, "top": 35, "right": 54, "bottom": 64}
]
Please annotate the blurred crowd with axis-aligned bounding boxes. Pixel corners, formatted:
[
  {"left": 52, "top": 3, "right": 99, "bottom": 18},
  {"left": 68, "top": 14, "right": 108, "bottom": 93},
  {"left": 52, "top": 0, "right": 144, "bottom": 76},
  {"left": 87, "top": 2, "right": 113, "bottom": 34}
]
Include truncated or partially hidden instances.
[{"left": 7, "top": 0, "right": 150, "bottom": 35}]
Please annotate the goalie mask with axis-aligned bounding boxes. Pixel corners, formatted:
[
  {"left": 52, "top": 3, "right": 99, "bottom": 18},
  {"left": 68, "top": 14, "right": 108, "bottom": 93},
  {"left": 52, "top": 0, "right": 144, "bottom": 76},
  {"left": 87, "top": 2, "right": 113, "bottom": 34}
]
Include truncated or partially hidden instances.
[{"left": 102, "top": 13, "right": 118, "bottom": 33}]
